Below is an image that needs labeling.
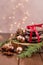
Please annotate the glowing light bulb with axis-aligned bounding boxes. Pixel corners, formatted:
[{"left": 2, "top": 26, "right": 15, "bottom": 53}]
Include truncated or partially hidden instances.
[
  {"left": 24, "top": 11, "right": 30, "bottom": 16},
  {"left": 18, "top": 3, "right": 24, "bottom": 8},
  {"left": 25, "top": 0, "right": 29, "bottom": 2},
  {"left": 16, "top": 5, "right": 19, "bottom": 8},
  {"left": 11, "top": 33, "right": 13, "bottom": 37},
  {"left": 22, "top": 16, "right": 28, "bottom": 21},
  {"left": 9, "top": 16, "right": 12, "bottom": 19},
  {"left": 9, "top": 28, "right": 12, "bottom": 31},
  {"left": 14, "top": 22, "right": 17, "bottom": 25},
  {"left": 0, "top": 30, "right": 2, "bottom": 33},
  {"left": 25, "top": 16, "right": 28, "bottom": 19},
  {"left": 22, "top": 18, "right": 25, "bottom": 21},
  {"left": 32, "top": 22, "right": 34, "bottom": 25},
  {"left": 18, "top": 3, "right": 22, "bottom": 6},
  {"left": 15, "top": 3, "right": 23, "bottom": 9}
]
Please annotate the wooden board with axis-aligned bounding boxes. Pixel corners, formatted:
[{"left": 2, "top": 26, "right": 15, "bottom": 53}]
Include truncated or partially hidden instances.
[
  {"left": 19, "top": 53, "right": 43, "bottom": 65},
  {"left": 40, "top": 53, "right": 43, "bottom": 61},
  {"left": 0, "top": 33, "right": 43, "bottom": 65},
  {"left": 0, "top": 53, "right": 18, "bottom": 65}
]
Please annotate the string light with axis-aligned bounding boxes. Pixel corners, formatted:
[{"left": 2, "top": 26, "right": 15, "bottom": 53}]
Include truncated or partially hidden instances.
[
  {"left": 32, "top": 22, "right": 34, "bottom": 25},
  {"left": 18, "top": 3, "right": 22, "bottom": 6},
  {"left": 16, "top": 5, "right": 19, "bottom": 8},
  {"left": 0, "top": 0, "right": 33, "bottom": 34},
  {"left": 14, "top": 22, "right": 17, "bottom": 25},
  {"left": 22, "top": 16, "right": 28, "bottom": 21},
  {"left": 10, "top": 1, "right": 30, "bottom": 30},
  {"left": 25, "top": 0, "right": 29, "bottom": 2},
  {"left": 14, "top": 3, "right": 24, "bottom": 10},
  {"left": 25, "top": 16, "right": 28, "bottom": 19},
  {"left": 10, "top": 33, "right": 13, "bottom": 37},
  {"left": 24, "top": 11, "right": 30, "bottom": 16},
  {"left": 9, "top": 16, "right": 12, "bottom": 19}
]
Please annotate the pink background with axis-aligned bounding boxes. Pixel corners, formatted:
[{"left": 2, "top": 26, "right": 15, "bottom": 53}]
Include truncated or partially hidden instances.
[{"left": 0, "top": 0, "right": 43, "bottom": 33}]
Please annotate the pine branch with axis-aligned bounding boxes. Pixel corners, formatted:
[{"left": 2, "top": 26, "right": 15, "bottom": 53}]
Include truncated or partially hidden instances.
[{"left": 18, "top": 42, "right": 43, "bottom": 58}]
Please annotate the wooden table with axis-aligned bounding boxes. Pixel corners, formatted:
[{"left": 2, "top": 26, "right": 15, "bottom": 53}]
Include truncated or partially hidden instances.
[
  {"left": 0, "top": 53, "right": 43, "bottom": 65},
  {"left": 0, "top": 33, "right": 43, "bottom": 65}
]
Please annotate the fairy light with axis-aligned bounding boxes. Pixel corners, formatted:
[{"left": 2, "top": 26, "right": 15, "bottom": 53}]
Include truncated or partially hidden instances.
[
  {"left": 10, "top": 1, "right": 30, "bottom": 30},
  {"left": 9, "top": 16, "right": 12, "bottom": 19},
  {"left": 0, "top": 30, "right": 3, "bottom": 33},
  {"left": 24, "top": 11, "right": 30, "bottom": 16},
  {"left": 32, "top": 22, "right": 34, "bottom": 25},
  {"left": 16, "top": 5, "right": 19, "bottom": 8},
  {"left": 22, "top": 18, "right": 25, "bottom": 21},
  {"left": 25, "top": 0, "right": 29, "bottom": 2},
  {"left": 22, "top": 16, "right": 28, "bottom": 21},
  {"left": 18, "top": 3, "right": 22, "bottom": 6},
  {"left": 13, "top": 2, "right": 24, "bottom": 10},
  {"left": 14, "top": 22, "right": 17, "bottom": 25},
  {"left": 15, "top": 3, "right": 22, "bottom": 8},
  {"left": 25, "top": 16, "right": 28, "bottom": 19},
  {"left": 11, "top": 33, "right": 13, "bottom": 37}
]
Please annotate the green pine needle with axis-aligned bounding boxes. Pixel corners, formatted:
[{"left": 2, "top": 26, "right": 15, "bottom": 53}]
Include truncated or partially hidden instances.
[
  {"left": 18, "top": 42, "right": 43, "bottom": 58},
  {"left": 0, "top": 39, "right": 43, "bottom": 58}
]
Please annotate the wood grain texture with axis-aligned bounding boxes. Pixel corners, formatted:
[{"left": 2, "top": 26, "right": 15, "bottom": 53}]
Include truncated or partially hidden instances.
[
  {"left": 0, "top": 53, "right": 18, "bottom": 65},
  {"left": 19, "top": 54, "right": 43, "bottom": 65},
  {"left": 0, "top": 33, "right": 43, "bottom": 65},
  {"left": 40, "top": 53, "right": 43, "bottom": 61}
]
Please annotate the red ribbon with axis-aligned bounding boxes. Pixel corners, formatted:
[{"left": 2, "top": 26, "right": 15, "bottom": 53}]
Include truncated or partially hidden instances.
[{"left": 27, "top": 24, "right": 43, "bottom": 42}]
